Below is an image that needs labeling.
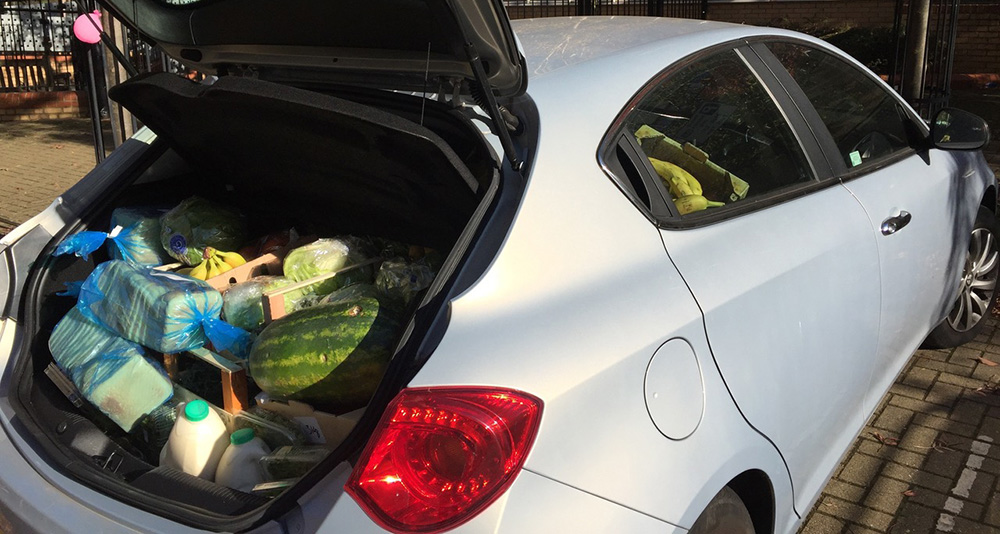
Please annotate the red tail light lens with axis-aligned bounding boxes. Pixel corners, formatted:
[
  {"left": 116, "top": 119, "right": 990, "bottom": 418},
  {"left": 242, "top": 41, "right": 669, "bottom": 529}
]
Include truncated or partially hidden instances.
[{"left": 346, "top": 387, "right": 543, "bottom": 533}]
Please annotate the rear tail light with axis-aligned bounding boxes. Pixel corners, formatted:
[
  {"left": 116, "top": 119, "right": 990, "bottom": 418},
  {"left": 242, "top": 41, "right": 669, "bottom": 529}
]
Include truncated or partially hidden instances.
[{"left": 346, "top": 387, "right": 543, "bottom": 533}]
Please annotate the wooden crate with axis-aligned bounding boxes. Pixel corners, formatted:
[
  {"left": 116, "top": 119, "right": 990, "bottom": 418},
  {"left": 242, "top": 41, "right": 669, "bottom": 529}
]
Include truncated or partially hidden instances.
[{"left": 161, "top": 347, "right": 249, "bottom": 414}]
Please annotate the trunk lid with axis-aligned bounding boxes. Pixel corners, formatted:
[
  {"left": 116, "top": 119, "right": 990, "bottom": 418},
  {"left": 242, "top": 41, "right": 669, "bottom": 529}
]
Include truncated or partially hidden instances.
[{"left": 95, "top": 0, "right": 526, "bottom": 98}]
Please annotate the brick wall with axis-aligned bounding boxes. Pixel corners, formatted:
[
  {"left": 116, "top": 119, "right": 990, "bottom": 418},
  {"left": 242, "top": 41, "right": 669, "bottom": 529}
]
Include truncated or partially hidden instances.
[
  {"left": 0, "top": 91, "right": 88, "bottom": 122},
  {"left": 706, "top": 0, "right": 1000, "bottom": 76}
]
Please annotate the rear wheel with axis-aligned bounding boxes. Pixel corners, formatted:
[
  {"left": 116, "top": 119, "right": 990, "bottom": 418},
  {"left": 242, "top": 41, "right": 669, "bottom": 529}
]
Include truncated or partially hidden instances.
[
  {"left": 689, "top": 487, "right": 755, "bottom": 534},
  {"left": 923, "top": 206, "right": 1000, "bottom": 349}
]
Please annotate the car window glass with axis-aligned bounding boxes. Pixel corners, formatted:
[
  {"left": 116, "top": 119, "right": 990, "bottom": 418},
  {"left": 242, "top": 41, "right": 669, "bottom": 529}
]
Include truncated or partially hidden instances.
[
  {"left": 623, "top": 50, "right": 813, "bottom": 217},
  {"left": 768, "top": 42, "right": 915, "bottom": 170}
]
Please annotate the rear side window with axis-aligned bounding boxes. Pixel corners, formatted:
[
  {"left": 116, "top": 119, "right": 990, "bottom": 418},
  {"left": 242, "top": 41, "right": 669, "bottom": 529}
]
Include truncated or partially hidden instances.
[
  {"left": 767, "top": 42, "right": 915, "bottom": 170},
  {"left": 623, "top": 50, "right": 813, "bottom": 217}
]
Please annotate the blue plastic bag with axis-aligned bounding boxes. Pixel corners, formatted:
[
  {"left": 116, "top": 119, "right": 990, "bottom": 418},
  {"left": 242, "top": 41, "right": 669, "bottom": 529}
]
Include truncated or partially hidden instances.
[
  {"left": 54, "top": 208, "right": 171, "bottom": 266},
  {"left": 48, "top": 307, "right": 173, "bottom": 431},
  {"left": 76, "top": 260, "right": 252, "bottom": 357}
]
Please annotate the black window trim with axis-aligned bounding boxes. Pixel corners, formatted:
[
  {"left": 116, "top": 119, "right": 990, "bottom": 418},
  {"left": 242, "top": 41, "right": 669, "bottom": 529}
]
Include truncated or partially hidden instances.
[
  {"left": 598, "top": 39, "right": 840, "bottom": 230},
  {"left": 748, "top": 37, "right": 931, "bottom": 184}
]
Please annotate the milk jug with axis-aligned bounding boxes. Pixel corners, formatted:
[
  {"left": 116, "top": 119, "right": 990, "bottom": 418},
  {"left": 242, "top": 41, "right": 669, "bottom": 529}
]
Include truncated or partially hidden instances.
[
  {"left": 215, "top": 428, "right": 271, "bottom": 492},
  {"left": 159, "top": 400, "right": 229, "bottom": 481}
]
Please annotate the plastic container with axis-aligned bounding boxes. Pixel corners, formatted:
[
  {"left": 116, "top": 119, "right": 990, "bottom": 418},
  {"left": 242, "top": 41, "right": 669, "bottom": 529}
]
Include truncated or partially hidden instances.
[
  {"left": 232, "top": 406, "right": 309, "bottom": 449},
  {"left": 215, "top": 428, "right": 271, "bottom": 492},
  {"left": 258, "top": 445, "right": 331, "bottom": 481},
  {"left": 159, "top": 400, "right": 229, "bottom": 481}
]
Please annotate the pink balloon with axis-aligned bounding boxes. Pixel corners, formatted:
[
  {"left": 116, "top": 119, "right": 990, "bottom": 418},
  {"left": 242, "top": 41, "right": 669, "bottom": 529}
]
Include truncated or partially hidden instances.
[{"left": 73, "top": 11, "right": 103, "bottom": 44}]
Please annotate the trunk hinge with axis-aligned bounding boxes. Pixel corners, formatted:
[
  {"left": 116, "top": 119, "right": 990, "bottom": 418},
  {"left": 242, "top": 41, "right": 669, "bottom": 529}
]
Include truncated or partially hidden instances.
[{"left": 463, "top": 42, "right": 523, "bottom": 173}]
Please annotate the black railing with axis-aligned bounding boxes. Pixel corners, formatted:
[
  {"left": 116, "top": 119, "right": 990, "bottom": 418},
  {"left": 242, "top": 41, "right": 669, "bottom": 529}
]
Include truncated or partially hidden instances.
[
  {"left": 888, "top": 0, "right": 960, "bottom": 119},
  {"left": 0, "top": 0, "right": 81, "bottom": 91},
  {"left": 503, "top": 0, "right": 707, "bottom": 20}
]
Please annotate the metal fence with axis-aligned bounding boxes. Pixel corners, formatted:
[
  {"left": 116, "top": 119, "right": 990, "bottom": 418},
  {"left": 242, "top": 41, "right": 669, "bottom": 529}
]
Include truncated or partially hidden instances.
[
  {"left": 503, "top": 0, "right": 707, "bottom": 20},
  {"left": 0, "top": 0, "right": 80, "bottom": 91},
  {"left": 887, "top": 0, "right": 960, "bottom": 119}
]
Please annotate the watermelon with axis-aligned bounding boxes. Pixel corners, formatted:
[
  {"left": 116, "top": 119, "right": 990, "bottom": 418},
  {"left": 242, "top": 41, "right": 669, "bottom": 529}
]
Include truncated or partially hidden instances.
[{"left": 248, "top": 292, "right": 401, "bottom": 413}]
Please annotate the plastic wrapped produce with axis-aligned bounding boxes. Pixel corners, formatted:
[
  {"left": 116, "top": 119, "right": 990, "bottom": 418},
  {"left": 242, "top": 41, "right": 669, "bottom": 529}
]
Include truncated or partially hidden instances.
[
  {"left": 54, "top": 207, "right": 172, "bottom": 267},
  {"left": 222, "top": 276, "right": 307, "bottom": 332},
  {"left": 232, "top": 406, "right": 309, "bottom": 449},
  {"left": 258, "top": 446, "right": 330, "bottom": 481},
  {"left": 76, "top": 260, "right": 252, "bottom": 356},
  {"left": 48, "top": 307, "right": 173, "bottom": 431},
  {"left": 282, "top": 237, "right": 375, "bottom": 298},
  {"left": 374, "top": 257, "right": 436, "bottom": 305},
  {"left": 160, "top": 197, "right": 246, "bottom": 266}
]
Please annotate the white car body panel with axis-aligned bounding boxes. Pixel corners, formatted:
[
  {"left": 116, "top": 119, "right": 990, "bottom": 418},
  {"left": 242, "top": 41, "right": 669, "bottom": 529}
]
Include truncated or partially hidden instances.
[
  {"left": 845, "top": 151, "right": 983, "bottom": 412},
  {"left": 660, "top": 185, "right": 881, "bottom": 515},
  {"left": 409, "top": 62, "right": 795, "bottom": 529}
]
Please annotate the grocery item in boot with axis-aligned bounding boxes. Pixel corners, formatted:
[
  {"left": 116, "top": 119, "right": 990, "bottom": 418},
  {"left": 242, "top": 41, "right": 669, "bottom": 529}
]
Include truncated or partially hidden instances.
[
  {"left": 159, "top": 399, "right": 229, "bottom": 481},
  {"left": 160, "top": 197, "right": 246, "bottom": 266},
  {"left": 215, "top": 428, "right": 271, "bottom": 492},
  {"left": 48, "top": 307, "right": 173, "bottom": 431},
  {"left": 282, "top": 237, "right": 375, "bottom": 298},
  {"left": 249, "top": 293, "right": 402, "bottom": 413},
  {"left": 54, "top": 207, "right": 172, "bottom": 267},
  {"left": 76, "top": 260, "right": 252, "bottom": 356}
]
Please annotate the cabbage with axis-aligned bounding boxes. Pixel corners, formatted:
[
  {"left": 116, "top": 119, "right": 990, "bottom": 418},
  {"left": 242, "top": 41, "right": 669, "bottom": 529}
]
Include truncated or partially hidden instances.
[
  {"left": 281, "top": 237, "right": 374, "bottom": 298},
  {"left": 160, "top": 197, "right": 246, "bottom": 265}
]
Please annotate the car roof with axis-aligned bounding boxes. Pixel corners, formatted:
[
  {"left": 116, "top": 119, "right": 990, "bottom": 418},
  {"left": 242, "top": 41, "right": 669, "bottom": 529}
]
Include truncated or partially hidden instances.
[{"left": 511, "top": 16, "right": 818, "bottom": 81}]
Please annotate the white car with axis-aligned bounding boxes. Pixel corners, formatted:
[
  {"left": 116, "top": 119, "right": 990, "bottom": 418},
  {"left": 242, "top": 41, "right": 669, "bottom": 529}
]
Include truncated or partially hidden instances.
[{"left": 0, "top": 3, "right": 994, "bottom": 534}]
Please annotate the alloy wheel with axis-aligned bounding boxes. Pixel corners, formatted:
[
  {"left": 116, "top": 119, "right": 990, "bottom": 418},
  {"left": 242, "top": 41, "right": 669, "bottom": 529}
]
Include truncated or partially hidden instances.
[{"left": 947, "top": 228, "right": 999, "bottom": 332}]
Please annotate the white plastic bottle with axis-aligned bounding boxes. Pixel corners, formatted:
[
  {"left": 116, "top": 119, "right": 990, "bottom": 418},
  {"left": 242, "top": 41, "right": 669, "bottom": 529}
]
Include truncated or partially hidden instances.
[
  {"left": 159, "top": 399, "right": 229, "bottom": 481},
  {"left": 215, "top": 428, "right": 271, "bottom": 492}
]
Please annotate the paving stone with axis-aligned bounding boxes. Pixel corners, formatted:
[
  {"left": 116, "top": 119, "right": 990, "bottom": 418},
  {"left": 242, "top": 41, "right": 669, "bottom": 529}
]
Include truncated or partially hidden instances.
[
  {"left": 952, "top": 346, "right": 987, "bottom": 367},
  {"left": 889, "top": 383, "right": 929, "bottom": 401},
  {"left": 939, "top": 371, "right": 994, "bottom": 390},
  {"left": 925, "top": 382, "right": 965, "bottom": 408},
  {"left": 839, "top": 453, "right": 884, "bottom": 487},
  {"left": 951, "top": 399, "right": 988, "bottom": 426},
  {"left": 921, "top": 449, "right": 966, "bottom": 479},
  {"left": 873, "top": 405, "right": 914, "bottom": 434},
  {"left": 898, "top": 425, "right": 942, "bottom": 453},
  {"left": 824, "top": 478, "right": 866, "bottom": 503},
  {"left": 903, "top": 366, "right": 938, "bottom": 389},
  {"left": 858, "top": 440, "right": 927, "bottom": 468},
  {"left": 918, "top": 359, "right": 979, "bottom": 378},
  {"left": 862, "top": 476, "right": 911, "bottom": 514},
  {"left": 911, "top": 412, "right": 977, "bottom": 438},
  {"left": 799, "top": 512, "right": 846, "bottom": 534},
  {"left": 819, "top": 496, "right": 894, "bottom": 532},
  {"left": 890, "top": 396, "right": 950, "bottom": 419},
  {"left": 889, "top": 501, "right": 941, "bottom": 534},
  {"left": 880, "top": 461, "right": 953, "bottom": 494}
]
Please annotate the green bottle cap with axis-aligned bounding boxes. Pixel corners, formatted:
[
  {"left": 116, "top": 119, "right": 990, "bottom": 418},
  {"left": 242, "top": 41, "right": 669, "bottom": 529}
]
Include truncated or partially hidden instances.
[
  {"left": 184, "top": 400, "right": 210, "bottom": 422},
  {"left": 230, "top": 428, "right": 255, "bottom": 445}
]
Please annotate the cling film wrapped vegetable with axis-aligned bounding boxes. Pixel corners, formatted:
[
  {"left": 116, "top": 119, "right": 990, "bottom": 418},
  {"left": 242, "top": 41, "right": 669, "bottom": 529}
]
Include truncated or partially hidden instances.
[
  {"left": 160, "top": 197, "right": 246, "bottom": 266},
  {"left": 222, "top": 276, "right": 309, "bottom": 332},
  {"left": 76, "top": 260, "right": 252, "bottom": 356},
  {"left": 282, "top": 237, "right": 375, "bottom": 298},
  {"left": 54, "top": 207, "right": 172, "bottom": 267},
  {"left": 48, "top": 307, "right": 173, "bottom": 431},
  {"left": 374, "top": 257, "right": 436, "bottom": 305}
]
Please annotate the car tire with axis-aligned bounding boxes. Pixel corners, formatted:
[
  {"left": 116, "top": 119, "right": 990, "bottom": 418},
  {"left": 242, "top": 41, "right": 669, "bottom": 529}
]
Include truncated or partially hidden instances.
[
  {"left": 689, "top": 487, "right": 755, "bottom": 534},
  {"left": 923, "top": 206, "right": 1000, "bottom": 349}
]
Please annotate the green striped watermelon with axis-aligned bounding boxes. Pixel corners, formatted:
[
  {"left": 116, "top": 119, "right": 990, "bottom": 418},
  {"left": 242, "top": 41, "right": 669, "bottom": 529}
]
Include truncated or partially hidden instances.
[{"left": 248, "top": 288, "right": 401, "bottom": 413}]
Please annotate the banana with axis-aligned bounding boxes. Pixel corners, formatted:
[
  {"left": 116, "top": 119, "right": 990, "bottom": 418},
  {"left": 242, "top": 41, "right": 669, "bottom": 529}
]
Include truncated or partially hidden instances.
[
  {"left": 206, "top": 256, "right": 226, "bottom": 279},
  {"left": 674, "top": 195, "right": 725, "bottom": 215},
  {"left": 216, "top": 250, "right": 246, "bottom": 269},
  {"left": 188, "top": 260, "right": 209, "bottom": 280},
  {"left": 649, "top": 158, "right": 702, "bottom": 198}
]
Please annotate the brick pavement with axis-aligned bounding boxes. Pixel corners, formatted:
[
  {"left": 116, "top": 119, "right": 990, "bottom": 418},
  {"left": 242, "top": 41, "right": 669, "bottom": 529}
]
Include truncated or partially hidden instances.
[
  {"left": 800, "top": 317, "right": 1000, "bottom": 533},
  {"left": 0, "top": 118, "right": 99, "bottom": 236}
]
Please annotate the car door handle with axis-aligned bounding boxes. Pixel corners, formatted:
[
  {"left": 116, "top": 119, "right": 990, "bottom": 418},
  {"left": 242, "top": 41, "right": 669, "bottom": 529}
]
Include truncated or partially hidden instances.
[{"left": 881, "top": 211, "right": 912, "bottom": 235}]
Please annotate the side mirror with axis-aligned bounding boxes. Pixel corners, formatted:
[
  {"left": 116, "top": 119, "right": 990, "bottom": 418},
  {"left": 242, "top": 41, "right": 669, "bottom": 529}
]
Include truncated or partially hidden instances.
[{"left": 931, "top": 108, "right": 990, "bottom": 150}]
